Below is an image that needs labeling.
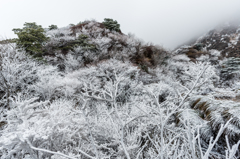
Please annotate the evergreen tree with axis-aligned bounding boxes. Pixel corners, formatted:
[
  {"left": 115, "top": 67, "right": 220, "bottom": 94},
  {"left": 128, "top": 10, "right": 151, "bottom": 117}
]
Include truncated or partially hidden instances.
[
  {"left": 48, "top": 24, "right": 58, "bottom": 30},
  {"left": 102, "top": 18, "right": 121, "bottom": 32},
  {"left": 13, "top": 22, "right": 48, "bottom": 57}
]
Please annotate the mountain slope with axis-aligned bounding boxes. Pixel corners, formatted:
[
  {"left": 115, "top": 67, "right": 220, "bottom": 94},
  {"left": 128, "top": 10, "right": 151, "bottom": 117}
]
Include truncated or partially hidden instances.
[{"left": 0, "top": 20, "right": 240, "bottom": 159}]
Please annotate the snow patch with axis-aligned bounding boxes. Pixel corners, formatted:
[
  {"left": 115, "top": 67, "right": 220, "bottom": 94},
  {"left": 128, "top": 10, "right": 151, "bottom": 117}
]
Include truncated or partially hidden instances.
[
  {"left": 172, "top": 54, "right": 190, "bottom": 61},
  {"left": 210, "top": 49, "right": 221, "bottom": 57}
]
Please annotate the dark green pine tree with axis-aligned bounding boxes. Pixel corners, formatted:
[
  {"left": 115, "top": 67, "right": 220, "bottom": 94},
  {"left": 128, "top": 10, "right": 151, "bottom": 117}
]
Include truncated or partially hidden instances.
[
  {"left": 13, "top": 22, "right": 49, "bottom": 57},
  {"left": 48, "top": 24, "right": 58, "bottom": 30},
  {"left": 102, "top": 18, "right": 121, "bottom": 32}
]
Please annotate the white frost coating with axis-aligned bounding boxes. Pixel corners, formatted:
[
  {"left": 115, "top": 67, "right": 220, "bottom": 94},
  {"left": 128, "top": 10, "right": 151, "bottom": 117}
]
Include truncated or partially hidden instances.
[
  {"left": 172, "top": 54, "right": 190, "bottom": 61},
  {"left": 230, "top": 33, "right": 240, "bottom": 45},
  {"left": 209, "top": 49, "right": 221, "bottom": 56},
  {"left": 207, "top": 43, "right": 212, "bottom": 48},
  {"left": 46, "top": 26, "right": 72, "bottom": 38},
  {"left": 196, "top": 54, "right": 209, "bottom": 61}
]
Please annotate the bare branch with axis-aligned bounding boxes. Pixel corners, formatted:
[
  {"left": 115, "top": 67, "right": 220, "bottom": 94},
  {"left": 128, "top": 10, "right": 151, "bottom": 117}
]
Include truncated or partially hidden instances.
[{"left": 26, "top": 139, "right": 96, "bottom": 159}]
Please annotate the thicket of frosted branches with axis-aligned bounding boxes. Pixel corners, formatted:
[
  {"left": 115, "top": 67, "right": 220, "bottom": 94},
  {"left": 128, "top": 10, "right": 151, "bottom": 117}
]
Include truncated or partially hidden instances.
[{"left": 0, "top": 21, "right": 240, "bottom": 159}]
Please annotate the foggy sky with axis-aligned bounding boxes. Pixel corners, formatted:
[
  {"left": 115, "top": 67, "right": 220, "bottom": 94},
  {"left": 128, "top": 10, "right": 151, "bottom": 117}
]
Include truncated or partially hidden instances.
[{"left": 1, "top": 0, "right": 240, "bottom": 50}]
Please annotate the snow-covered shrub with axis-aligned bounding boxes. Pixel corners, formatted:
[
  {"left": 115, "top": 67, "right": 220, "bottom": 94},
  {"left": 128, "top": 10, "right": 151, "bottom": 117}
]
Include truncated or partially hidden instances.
[
  {"left": 168, "top": 60, "right": 219, "bottom": 95},
  {"left": 65, "top": 59, "right": 140, "bottom": 105},
  {"left": 0, "top": 96, "right": 94, "bottom": 159},
  {"left": 0, "top": 44, "right": 39, "bottom": 108},
  {"left": 0, "top": 59, "right": 142, "bottom": 158},
  {"left": 30, "top": 65, "right": 62, "bottom": 101},
  {"left": 44, "top": 26, "right": 76, "bottom": 55},
  {"left": 189, "top": 96, "right": 240, "bottom": 157}
]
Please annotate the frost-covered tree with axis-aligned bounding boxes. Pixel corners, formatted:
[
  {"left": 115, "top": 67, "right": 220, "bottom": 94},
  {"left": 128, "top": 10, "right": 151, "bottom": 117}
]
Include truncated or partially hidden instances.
[{"left": 0, "top": 43, "right": 39, "bottom": 109}]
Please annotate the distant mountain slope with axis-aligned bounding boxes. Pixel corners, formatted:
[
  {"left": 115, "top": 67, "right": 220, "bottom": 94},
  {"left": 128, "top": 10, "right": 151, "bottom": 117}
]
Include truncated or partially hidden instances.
[
  {"left": 174, "top": 22, "right": 240, "bottom": 59},
  {"left": 197, "top": 23, "right": 240, "bottom": 58}
]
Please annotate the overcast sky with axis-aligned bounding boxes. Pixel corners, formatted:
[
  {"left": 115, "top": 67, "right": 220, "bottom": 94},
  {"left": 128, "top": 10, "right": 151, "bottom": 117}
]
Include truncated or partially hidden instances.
[{"left": 1, "top": 0, "right": 240, "bottom": 49}]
